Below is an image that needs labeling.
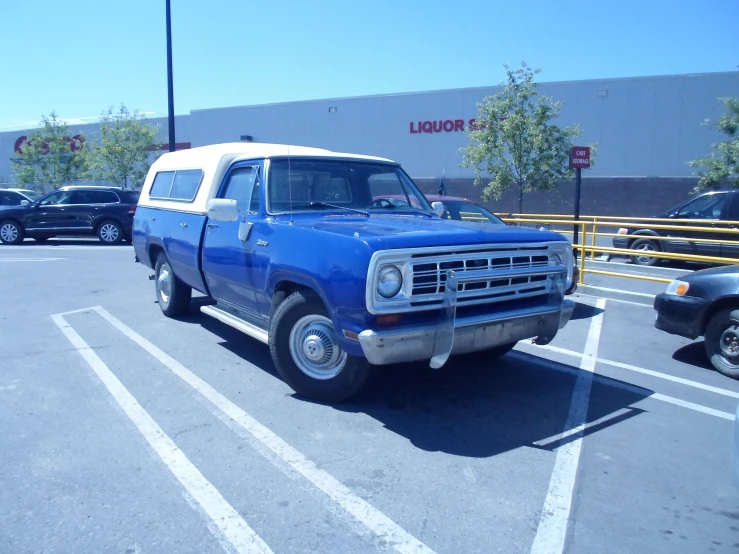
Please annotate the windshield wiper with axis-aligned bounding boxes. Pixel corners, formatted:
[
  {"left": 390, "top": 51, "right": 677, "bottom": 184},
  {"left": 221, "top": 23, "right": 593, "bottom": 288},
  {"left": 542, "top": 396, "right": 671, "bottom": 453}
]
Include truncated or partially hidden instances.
[{"left": 309, "top": 202, "right": 369, "bottom": 216}]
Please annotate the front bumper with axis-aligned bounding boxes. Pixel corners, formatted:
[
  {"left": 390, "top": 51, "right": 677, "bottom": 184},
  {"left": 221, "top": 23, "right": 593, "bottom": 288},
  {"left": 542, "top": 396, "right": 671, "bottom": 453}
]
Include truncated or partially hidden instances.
[
  {"left": 358, "top": 300, "right": 575, "bottom": 366},
  {"left": 653, "top": 292, "right": 711, "bottom": 340}
]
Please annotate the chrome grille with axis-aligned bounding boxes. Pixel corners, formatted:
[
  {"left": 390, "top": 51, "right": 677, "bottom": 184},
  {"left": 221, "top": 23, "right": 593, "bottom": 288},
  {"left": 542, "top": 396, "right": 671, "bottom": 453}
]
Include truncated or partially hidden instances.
[{"left": 409, "top": 249, "right": 555, "bottom": 307}]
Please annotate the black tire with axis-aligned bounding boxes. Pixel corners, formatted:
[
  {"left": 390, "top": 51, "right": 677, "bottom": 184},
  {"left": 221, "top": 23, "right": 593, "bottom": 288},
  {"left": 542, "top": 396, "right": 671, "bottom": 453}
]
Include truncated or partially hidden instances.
[
  {"left": 0, "top": 220, "right": 24, "bottom": 245},
  {"left": 630, "top": 237, "right": 660, "bottom": 266},
  {"left": 704, "top": 308, "right": 739, "bottom": 379},
  {"left": 269, "top": 290, "right": 371, "bottom": 402},
  {"left": 154, "top": 253, "right": 192, "bottom": 317},
  {"left": 97, "top": 220, "right": 124, "bottom": 244},
  {"left": 455, "top": 342, "right": 517, "bottom": 364}
]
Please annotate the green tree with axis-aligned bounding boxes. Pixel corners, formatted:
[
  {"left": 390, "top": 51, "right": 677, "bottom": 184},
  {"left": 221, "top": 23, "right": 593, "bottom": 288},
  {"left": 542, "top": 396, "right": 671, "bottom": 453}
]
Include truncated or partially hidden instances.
[
  {"left": 12, "top": 112, "right": 88, "bottom": 189},
  {"left": 689, "top": 97, "right": 739, "bottom": 192},
  {"left": 84, "top": 104, "right": 161, "bottom": 189},
  {"left": 460, "top": 62, "right": 592, "bottom": 212}
]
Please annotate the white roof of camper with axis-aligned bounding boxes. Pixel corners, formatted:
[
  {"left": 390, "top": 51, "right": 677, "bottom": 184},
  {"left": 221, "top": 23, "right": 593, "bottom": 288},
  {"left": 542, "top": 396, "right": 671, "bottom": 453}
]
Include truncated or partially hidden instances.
[{"left": 138, "top": 142, "right": 396, "bottom": 213}]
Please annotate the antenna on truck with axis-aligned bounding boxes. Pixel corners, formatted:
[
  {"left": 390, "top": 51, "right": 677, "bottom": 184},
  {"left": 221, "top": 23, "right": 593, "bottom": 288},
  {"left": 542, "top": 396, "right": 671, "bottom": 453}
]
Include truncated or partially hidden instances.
[{"left": 287, "top": 144, "right": 293, "bottom": 225}]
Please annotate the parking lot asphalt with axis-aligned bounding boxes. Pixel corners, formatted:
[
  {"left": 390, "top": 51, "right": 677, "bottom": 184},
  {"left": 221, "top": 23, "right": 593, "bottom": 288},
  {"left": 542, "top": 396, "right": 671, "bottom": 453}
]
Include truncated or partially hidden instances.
[{"left": 1, "top": 240, "right": 738, "bottom": 554}]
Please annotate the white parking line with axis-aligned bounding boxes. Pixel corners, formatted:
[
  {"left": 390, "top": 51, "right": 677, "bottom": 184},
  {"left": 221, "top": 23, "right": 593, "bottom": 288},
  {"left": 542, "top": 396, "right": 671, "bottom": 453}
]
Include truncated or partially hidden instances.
[
  {"left": 574, "top": 293, "right": 652, "bottom": 307},
  {"left": 531, "top": 298, "right": 607, "bottom": 554},
  {"left": 533, "top": 343, "right": 739, "bottom": 400},
  {"left": 511, "top": 351, "right": 736, "bottom": 421},
  {"left": 51, "top": 313, "right": 274, "bottom": 554},
  {"left": 0, "top": 257, "right": 64, "bottom": 261},
  {"left": 87, "top": 306, "right": 435, "bottom": 554},
  {"left": 580, "top": 285, "right": 656, "bottom": 299}
]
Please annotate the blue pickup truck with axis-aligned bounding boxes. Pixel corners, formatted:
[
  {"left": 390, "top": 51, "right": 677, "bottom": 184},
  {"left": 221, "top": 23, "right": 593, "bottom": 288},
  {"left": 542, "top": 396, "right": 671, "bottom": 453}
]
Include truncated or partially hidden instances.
[{"left": 133, "top": 143, "right": 575, "bottom": 401}]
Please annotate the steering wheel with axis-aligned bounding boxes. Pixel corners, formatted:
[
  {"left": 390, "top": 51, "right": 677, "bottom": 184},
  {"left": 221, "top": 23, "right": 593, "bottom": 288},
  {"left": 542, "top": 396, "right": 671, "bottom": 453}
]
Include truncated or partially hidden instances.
[{"left": 371, "top": 198, "right": 394, "bottom": 208}]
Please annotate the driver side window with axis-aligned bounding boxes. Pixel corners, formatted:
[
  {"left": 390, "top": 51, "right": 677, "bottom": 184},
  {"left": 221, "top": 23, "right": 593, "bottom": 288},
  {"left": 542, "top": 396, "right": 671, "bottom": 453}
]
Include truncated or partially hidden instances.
[
  {"left": 40, "top": 191, "right": 73, "bottom": 206},
  {"left": 676, "top": 194, "right": 726, "bottom": 219},
  {"left": 221, "top": 166, "right": 258, "bottom": 215}
]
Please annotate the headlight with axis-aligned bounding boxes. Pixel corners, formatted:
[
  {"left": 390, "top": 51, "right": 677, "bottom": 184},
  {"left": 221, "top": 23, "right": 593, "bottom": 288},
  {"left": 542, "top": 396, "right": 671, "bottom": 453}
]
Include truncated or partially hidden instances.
[
  {"left": 665, "top": 280, "right": 690, "bottom": 296},
  {"left": 617, "top": 228, "right": 628, "bottom": 235},
  {"left": 377, "top": 265, "right": 402, "bottom": 298},
  {"left": 549, "top": 245, "right": 573, "bottom": 289}
]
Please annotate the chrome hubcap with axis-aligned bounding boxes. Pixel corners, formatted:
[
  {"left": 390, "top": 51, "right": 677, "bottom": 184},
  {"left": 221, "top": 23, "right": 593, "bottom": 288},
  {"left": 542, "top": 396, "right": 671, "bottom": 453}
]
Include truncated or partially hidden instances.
[
  {"left": 100, "top": 224, "right": 119, "bottom": 242},
  {"left": 0, "top": 223, "right": 18, "bottom": 242},
  {"left": 158, "top": 264, "right": 172, "bottom": 304},
  {"left": 289, "top": 315, "right": 346, "bottom": 380},
  {"left": 635, "top": 243, "right": 655, "bottom": 264},
  {"left": 720, "top": 326, "right": 739, "bottom": 358}
]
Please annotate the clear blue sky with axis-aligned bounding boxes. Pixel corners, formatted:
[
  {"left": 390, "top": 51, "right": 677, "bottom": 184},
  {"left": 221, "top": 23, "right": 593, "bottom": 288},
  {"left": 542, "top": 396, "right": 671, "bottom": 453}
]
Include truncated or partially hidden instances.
[{"left": 1, "top": 0, "right": 737, "bottom": 129}]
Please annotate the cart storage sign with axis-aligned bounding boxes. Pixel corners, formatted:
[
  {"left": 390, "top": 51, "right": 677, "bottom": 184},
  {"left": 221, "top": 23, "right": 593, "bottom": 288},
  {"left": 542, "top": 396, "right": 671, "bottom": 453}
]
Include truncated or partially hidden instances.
[{"left": 569, "top": 146, "right": 591, "bottom": 169}]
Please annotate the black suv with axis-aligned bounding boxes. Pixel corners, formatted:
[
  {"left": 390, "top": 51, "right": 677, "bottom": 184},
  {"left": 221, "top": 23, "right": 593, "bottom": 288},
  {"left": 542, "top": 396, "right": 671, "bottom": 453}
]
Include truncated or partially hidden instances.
[
  {"left": 0, "top": 186, "right": 139, "bottom": 245},
  {"left": 613, "top": 190, "right": 739, "bottom": 266}
]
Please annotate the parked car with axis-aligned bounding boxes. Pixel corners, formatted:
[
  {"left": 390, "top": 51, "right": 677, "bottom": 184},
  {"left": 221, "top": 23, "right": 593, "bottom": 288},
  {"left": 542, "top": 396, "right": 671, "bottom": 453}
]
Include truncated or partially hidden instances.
[
  {"left": 0, "top": 186, "right": 139, "bottom": 245},
  {"left": 613, "top": 190, "right": 739, "bottom": 266},
  {"left": 133, "top": 143, "right": 575, "bottom": 402},
  {"left": 2, "top": 188, "right": 43, "bottom": 201},
  {"left": 0, "top": 189, "right": 32, "bottom": 206},
  {"left": 654, "top": 264, "right": 739, "bottom": 379}
]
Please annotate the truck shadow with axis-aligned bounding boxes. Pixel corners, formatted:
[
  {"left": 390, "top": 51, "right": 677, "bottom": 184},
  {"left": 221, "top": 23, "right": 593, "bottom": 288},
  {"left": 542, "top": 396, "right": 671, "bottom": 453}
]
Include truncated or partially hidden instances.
[
  {"left": 191, "top": 309, "right": 652, "bottom": 459},
  {"left": 671, "top": 341, "right": 713, "bottom": 371}
]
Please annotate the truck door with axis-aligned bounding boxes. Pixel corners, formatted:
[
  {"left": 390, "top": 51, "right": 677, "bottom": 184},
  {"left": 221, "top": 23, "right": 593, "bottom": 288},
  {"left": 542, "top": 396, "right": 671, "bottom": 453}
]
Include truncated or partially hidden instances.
[{"left": 201, "top": 163, "right": 262, "bottom": 316}]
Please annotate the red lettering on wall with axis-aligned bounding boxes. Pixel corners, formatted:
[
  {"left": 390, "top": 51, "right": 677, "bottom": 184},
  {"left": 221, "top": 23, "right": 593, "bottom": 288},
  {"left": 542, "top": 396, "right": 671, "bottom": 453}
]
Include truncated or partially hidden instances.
[
  {"left": 421, "top": 121, "right": 433, "bottom": 133},
  {"left": 409, "top": 122, "right": 418, "bottom": 134},
  {"left": 454, "top": 119, "right": 464, "bottom": 131}
]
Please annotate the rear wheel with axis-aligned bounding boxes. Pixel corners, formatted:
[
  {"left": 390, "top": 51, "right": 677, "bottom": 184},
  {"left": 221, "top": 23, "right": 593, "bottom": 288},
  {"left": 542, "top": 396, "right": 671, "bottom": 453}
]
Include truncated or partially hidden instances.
[
  {"left": 97, "top": 220, "right": 124, "bottom": 244},
  {"left": 705, "top": 308, "right": 739, "bottom": 379},
  {"left": 269, "top": 291, "right": 370, "bottom": 402},
  {"left": 154, "top": 253, "right": 192, "bottom": 317},
  {"left": 0, "top": 220, "right": 24, "bottom": 245},
  {"left": 630, "top": 237, "right": 660, "bottom": 266}
]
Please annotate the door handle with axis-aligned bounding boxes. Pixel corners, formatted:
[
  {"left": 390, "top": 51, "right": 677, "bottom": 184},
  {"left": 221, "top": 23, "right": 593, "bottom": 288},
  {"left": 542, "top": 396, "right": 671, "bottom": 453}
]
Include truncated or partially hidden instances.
[
  {"left": 206, "top": 223, "right": 218, "bottom": 229},
  {"left": 149, "top": 216, "right": 156, "bottom": 221},
  {"left": 180, "top": 222, "right": 188, "bottom": 228}
]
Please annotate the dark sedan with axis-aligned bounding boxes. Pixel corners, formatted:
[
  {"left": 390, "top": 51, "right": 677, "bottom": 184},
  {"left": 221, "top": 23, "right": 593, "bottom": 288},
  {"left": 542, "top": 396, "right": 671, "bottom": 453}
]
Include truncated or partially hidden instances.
[{"left": 654, "top": 264, "right": 739, "bottom": 379}]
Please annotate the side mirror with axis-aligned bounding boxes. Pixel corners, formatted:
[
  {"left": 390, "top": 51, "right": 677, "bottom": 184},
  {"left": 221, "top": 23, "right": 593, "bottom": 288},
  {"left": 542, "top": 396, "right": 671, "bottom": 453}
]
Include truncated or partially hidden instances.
[
  {"left": 20, "top": 200, "right": 30, "bottom": 206},
  {"left": 207, "top": 198, "right": 239, "bottom": 222},
  {"left": 431, "top": 201, "right": 445, "bottom": 217}
]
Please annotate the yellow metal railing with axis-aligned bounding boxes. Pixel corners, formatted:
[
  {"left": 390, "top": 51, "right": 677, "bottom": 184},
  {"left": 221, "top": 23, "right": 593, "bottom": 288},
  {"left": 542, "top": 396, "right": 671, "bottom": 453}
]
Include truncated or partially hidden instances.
[{"left": 496, "top": 214, "right": 739, "bottom": 286}]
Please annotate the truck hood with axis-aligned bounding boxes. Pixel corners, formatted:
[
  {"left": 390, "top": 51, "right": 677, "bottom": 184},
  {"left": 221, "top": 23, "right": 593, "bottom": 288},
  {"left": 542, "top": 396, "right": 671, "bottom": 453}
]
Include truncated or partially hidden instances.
[{"left": 290, "top": 214, "right": 567, "bottom": 249}]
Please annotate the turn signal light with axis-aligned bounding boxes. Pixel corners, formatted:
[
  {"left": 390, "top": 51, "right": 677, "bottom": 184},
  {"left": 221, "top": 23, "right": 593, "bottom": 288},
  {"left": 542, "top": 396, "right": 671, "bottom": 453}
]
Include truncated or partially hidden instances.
[
  {"left": 666, "top": 280, "right": 690, "bottom": 297},
  {"left": 617, "top": 228, "right": 628, "bottom": 235},
  {"left": 376, "top": 314, "right": 402, "bottom": 326}
]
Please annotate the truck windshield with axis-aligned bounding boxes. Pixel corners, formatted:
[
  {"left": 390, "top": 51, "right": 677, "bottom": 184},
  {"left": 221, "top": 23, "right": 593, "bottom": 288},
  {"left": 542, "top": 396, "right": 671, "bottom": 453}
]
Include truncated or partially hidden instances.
[{"left": 268, "top": 159, "right": 432, "bottom": 214}]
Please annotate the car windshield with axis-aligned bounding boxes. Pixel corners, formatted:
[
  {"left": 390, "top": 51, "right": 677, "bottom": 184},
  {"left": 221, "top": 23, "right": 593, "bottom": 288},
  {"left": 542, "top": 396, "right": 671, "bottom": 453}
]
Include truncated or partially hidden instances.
[
  {"left": 439, "top": 201, "right": 506, "bottom": 224},
  {"left": 268, "top": 159, "right": 431, "bottom": 214}
]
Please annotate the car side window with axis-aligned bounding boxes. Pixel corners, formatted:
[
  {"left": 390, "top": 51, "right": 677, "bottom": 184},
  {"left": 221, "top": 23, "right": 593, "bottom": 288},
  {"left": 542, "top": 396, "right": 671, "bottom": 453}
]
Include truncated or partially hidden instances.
[
  {"left": 221, "top": 166, "right": 257, "bottom": 215},
  {"left": 676, "top": 194, "right": 726, "bottom": 220},
  {"left": 150, "top": 171, "right": 175, "bottom": 198},
  {"left": 40, "top": 191, "right": 73, "bottom": 205},
  {"left": 249, "top": 174, "right": 260, "bottom": 214}
]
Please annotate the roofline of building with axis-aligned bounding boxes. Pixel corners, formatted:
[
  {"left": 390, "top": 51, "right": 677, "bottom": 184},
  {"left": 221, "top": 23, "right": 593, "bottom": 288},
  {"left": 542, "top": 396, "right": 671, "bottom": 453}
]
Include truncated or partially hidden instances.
[{"left": 190, "top": 70, "right": 739, "bottom": 114}]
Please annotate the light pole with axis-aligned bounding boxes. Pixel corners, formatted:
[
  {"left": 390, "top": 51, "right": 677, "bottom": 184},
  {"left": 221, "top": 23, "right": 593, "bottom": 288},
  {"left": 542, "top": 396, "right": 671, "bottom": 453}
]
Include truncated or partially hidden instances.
[{"left": 165, "top": 0, "right": 176, "bottom": 152}]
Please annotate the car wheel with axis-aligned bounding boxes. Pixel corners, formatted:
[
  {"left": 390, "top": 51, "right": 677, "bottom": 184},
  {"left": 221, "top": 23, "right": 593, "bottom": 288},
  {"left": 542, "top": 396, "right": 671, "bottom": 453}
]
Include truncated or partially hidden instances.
[
  {"left": 456, "top": 342, "right": 518, "bottom": 364},
  {"left": 269, "top": 290, "right": 371, "bottom": 402},
  {"left": 705, "top": 308, "right": 739, "bottom": 379},
  {"left": 97, "top": 220, "right": 124, "bottom": 244},
  {"left": 154, "top": 253, "right": 192, "bottom": 317},
  {"left": 0, "top": 220, "right": 24, "bottom": 245},
  {"left": 630, "top": 238, "right": 660, "bottom": 266}
]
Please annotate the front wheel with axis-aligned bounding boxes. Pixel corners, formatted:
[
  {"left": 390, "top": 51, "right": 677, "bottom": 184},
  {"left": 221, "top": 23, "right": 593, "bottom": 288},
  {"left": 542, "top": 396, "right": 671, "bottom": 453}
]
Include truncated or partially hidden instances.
[
  {"left": 705, "top": 308, "right": 739, "bottom": 379},
  {"left": 154, "top": 253, "right": 192, "bottom": 317},
  {"left": 0, "top": 220, "right": 24, "bottom": 245},
  {"left": 97, "top": 220, "right": 124, "bottom": 244},
  {"left": 269, "top": 291, "right": 370, "bottom": 402},
  {"left": 630, "top": 238, "right": 660, "bottom": 266}
]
